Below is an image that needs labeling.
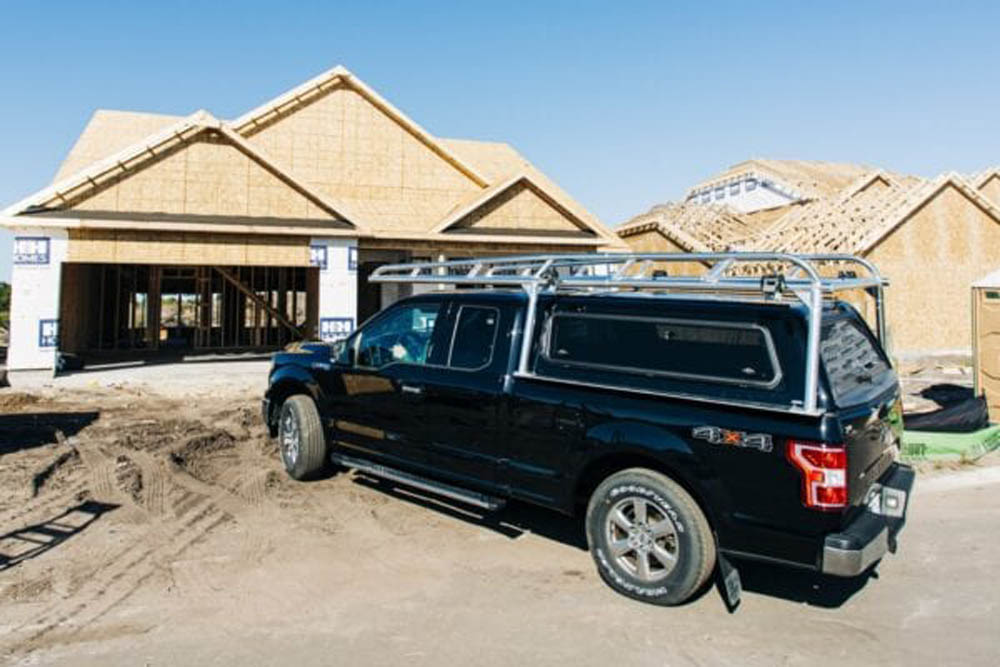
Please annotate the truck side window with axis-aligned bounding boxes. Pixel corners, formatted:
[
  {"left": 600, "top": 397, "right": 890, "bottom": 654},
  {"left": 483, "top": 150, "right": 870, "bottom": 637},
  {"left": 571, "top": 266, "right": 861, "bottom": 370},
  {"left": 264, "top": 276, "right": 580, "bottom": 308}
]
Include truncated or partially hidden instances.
[
  {"left": 448, "top": 306, "right": 499, "bottom": 370},
  {"left": 545, "top": 313, "right": 780, "bottom": 387},
  {"left": 355, "top": 303, "right": 442, "bottom": 369}
]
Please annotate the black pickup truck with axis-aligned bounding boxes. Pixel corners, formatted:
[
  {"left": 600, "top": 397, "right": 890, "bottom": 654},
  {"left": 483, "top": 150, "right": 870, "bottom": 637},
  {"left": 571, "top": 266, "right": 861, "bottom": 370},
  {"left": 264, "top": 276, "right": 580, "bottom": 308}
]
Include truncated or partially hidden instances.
[{"left": 263, "top": 253, "right": 913, "bottom": 606}]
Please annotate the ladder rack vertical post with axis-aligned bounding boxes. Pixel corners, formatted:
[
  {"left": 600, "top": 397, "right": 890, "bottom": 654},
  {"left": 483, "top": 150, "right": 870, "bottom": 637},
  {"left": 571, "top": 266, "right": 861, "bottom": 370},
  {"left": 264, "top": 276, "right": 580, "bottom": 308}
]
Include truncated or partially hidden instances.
[
  {"left": 517, "top": 281, "right": 539, "bottom": 376},
  {"left": 804, "top": 282, "right": 823, "bottom": 413},
  {"left": 875, "top": 283, "right": 887, "bottom": 353}
]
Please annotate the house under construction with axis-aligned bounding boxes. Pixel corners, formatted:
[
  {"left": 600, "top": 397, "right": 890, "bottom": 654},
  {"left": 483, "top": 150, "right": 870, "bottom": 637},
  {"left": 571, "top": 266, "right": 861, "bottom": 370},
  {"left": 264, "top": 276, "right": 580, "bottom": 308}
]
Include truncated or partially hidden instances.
[
  {"left": 618, "top": 159, "right": 1000, "bottom": 356},
  {"left": 1, "top": 66, "right": 625, "bottom": 370}
]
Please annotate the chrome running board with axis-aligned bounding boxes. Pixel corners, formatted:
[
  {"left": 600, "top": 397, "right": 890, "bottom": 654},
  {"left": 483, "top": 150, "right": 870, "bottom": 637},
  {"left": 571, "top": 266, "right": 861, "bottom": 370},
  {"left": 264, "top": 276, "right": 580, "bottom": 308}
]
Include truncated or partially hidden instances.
[{"left": 330, "top": 452, "right": 506, "bottom": 511}]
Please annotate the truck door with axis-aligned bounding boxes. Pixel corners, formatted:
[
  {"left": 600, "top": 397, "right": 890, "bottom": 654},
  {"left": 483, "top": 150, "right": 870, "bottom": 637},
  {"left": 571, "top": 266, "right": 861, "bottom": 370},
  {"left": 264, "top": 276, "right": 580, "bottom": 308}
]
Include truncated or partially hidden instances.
[
  {"left": 414, "top": 303, "right": 509, "bottom": 492},
  {"left": 329, "top": 300, "right": 449, "bottom": 469}
]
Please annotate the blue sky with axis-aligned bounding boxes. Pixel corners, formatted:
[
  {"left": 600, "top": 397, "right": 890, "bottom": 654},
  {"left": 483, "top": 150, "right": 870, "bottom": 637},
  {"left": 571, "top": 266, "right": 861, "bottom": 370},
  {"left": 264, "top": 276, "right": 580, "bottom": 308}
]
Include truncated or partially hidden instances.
[{"left": 2, "top": 0, "right": 999, "bottom": 281}]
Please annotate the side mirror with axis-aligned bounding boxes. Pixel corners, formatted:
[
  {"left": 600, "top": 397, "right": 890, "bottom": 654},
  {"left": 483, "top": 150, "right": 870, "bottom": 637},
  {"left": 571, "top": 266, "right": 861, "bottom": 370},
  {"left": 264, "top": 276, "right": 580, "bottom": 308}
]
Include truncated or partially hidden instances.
[{"left": 331, "top": 339, "right": 354, "bottom": 366}]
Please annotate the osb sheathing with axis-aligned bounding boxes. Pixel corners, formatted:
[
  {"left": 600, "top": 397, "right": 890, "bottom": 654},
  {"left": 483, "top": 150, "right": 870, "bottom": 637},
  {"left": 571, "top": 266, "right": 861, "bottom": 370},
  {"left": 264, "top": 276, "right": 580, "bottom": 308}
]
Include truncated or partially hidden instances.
[
  {"left": 359, "top": 238, "right": 598, "bottom": 254},
  {"left": 55, "top": 110, "right": 181, "bottom": 182},
  {"left": 244, "top": 83, "right": 480, "bottom": 232},
  {"left": 979, "top": 174, "right": 1000, "bottom": 207},
  {"left": 68, "top": 131, "right": 333, "bottom": 221},
  {"left": 67, "top": 229, "right": 310, "bottom": 266},
  {"left": 973, "top": 287, "right": 1000, "bottom": 416},
  {"left": 450, "top": 181, "right": 585, "bottom": 233},
  {"left": 620, "top": 229, "right": 708, "bottom": 277},
  {"left": 854, "top": 176, "right": 893, "bottom": 196},
  {"left": 867, "top": 184, "right": 1000, "bottom": 353}
]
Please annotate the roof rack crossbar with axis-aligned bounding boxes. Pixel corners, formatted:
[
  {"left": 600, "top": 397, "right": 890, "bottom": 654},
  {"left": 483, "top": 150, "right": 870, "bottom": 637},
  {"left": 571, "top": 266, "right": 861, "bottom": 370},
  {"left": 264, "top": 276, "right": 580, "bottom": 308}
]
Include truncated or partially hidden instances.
[{"left": 369, "top": 252, "right": 890, "bottom": 415}]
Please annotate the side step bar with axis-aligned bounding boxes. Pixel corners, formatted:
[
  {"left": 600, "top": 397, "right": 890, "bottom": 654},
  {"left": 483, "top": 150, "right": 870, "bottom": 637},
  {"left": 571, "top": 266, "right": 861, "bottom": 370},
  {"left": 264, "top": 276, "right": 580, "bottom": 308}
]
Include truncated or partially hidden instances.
[{"left": 330, "top": 452, "right": 507, "bottom": 511}]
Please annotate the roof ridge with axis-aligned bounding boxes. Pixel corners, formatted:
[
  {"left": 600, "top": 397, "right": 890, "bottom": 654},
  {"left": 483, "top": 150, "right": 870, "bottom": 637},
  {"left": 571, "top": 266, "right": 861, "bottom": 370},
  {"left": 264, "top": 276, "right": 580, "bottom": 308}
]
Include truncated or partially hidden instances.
[
  {"left": 228, "top": 65, "right": 491, "bottom": 188},
  {"left": 3, "top": 111, "right": 208, "bottom": 216}
]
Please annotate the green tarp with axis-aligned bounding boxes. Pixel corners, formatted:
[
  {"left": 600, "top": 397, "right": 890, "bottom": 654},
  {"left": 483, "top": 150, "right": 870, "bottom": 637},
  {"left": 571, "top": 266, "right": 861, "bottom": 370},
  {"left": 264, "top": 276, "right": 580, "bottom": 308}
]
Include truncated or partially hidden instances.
[{"left": 902, "top": 424, "right": 1000, "bottom": 462}]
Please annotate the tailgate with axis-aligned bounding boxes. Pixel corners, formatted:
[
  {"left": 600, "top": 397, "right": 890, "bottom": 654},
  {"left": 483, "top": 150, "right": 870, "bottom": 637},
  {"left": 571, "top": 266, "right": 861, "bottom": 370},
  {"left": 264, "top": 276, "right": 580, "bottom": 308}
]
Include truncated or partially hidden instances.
[{"left": 837, "top": 388, "right": 903, "bottom": 505}]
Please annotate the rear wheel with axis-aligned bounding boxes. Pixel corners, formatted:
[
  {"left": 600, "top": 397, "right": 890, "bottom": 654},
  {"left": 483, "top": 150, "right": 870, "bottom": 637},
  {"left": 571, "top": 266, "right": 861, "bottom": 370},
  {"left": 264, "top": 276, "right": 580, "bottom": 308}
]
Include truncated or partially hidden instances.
[
  {"left": 585, "top": 468, "right": 715, "bottom": 605},
  {"left": 278, "top": 395, "right": 327, "bottom": 480}
]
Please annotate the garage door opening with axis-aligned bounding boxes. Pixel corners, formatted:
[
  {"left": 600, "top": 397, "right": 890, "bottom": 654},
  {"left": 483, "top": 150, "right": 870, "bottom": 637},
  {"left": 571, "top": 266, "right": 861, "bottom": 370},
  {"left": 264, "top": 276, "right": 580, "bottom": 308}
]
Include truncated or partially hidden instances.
[{"left": 59, "top": 263, "right": 319, "bottom": 361}]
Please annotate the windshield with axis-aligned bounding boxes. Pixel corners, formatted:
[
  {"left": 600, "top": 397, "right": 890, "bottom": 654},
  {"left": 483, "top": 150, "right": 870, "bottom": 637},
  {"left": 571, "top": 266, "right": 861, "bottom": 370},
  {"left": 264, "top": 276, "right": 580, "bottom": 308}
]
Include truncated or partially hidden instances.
[{"left": 820, "top": 317, "right": 891, "bottom": 403}]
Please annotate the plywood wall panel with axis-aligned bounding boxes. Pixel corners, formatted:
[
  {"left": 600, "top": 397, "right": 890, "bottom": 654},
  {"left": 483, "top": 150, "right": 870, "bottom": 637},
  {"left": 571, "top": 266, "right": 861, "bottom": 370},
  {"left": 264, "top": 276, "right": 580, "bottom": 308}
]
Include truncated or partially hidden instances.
[
  {"left": 67, "top": 230, "right": 311, "bottom": 266},
  {"left": 451, "top": 182, "right": 584, "bottom": 233},
  {"left": 68, "top": 131, "right": 334, "bottom": 222},
  {"left": 246, "top": 84, "right": 480, "bottom": 233},
  {"left": 620, "top": 229, "right": 708, "bottom": 277},
  {"left": 868, "top": 185, "right": 1000, "bottom": 353}
]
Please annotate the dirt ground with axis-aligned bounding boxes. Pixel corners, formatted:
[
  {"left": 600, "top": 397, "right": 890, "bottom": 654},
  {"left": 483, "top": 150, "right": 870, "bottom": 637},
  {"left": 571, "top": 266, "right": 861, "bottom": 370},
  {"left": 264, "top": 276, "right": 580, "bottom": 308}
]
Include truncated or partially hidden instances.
[{"left": 1, "top": 365, "right": 999, "bottom": 666}]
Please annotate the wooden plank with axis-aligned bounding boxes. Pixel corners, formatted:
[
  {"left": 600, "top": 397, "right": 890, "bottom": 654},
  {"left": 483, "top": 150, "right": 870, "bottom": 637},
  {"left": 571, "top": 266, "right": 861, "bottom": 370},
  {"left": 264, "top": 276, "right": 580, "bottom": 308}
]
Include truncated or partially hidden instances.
[{"left": 214, "top": 266, "right": 300, "bottom": 337}]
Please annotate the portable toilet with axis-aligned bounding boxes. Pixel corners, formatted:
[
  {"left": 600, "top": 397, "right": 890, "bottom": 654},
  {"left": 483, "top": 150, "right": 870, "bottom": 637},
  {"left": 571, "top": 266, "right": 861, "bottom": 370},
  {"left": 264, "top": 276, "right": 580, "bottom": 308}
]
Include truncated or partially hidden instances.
[{"left": 972, "top": 269, "right": 1000, "bottom": 419}]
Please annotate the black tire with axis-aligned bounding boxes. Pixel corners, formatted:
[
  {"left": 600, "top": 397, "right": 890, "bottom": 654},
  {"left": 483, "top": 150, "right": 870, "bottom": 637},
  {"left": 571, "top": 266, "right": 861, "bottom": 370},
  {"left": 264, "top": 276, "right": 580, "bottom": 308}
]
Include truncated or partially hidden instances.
[
  {"left": 585, "top": 467, "right": 716, "bottom": 606},
  {"left": 277, "top": 395, "right": 327, "bottom": 480}
]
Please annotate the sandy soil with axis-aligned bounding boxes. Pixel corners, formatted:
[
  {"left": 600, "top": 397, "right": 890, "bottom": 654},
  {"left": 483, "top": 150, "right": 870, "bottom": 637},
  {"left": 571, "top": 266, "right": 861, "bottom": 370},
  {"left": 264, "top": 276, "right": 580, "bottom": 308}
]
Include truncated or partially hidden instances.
[{"left": 0, "top": 374, "right": 998, "bottom": 666}]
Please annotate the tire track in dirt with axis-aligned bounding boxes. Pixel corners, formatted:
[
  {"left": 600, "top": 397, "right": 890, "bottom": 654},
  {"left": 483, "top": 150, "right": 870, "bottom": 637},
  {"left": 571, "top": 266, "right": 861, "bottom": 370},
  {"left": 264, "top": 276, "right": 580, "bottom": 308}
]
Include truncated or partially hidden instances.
[
  {"left": 0, "top": 387, "right": 289, "bottom": 659},
  {"left": 0, "top": 480, "right": 90, "bottom": 528},
  {"left": 8, "top": 499, "right": 215, "bottom": 632},
  {"left": 128, "top": 449, "right": 167, "bottom": 516},
  {"left": 8, "top": 502, "right": 228, "bottom": 655},
  {"left": 75, "top": 443, "right": 118, "bottom": 501},
  {"left": 72, "top": 512, "right": 232, "bottom": 633},
  {"left": 12, "top": 438, "right": 278, "bottom": 653}
]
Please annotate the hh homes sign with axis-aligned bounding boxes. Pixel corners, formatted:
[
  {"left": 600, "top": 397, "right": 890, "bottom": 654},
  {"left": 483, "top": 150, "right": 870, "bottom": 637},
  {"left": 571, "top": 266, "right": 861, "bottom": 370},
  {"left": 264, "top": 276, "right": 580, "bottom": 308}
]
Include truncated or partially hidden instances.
[{"left": 13, "top": 237, "right": 50, "bottom": 265}]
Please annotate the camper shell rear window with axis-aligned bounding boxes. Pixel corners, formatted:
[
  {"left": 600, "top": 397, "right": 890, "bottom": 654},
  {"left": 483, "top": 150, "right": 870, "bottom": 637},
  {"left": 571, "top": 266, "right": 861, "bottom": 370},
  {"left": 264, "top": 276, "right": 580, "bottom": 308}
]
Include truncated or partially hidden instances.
[{"left": 820, "top": 317, "right": 891, "bottom": 402}]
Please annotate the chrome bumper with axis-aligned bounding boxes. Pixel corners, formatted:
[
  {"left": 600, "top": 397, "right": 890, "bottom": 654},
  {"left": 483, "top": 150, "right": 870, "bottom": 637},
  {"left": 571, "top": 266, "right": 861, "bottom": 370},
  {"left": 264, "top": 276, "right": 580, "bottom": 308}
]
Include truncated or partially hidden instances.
[{"left": 821, "top": 463, "right": 914, "bottom": 577}]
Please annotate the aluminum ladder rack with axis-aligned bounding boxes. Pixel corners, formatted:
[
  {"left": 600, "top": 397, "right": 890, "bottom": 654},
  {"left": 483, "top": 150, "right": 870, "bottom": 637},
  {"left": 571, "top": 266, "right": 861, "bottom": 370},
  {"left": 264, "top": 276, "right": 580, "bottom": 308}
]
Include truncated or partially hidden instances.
[{"left": 370, "top": 252, "right": 889, "bottom": 416}]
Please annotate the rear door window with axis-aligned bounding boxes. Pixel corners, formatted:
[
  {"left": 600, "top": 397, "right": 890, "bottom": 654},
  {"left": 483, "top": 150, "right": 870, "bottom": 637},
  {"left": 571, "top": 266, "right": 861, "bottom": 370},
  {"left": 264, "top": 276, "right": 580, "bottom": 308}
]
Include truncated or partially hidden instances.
[
  {"left": 448, "top": 306, "right": 499, "bottom": 370},
  {"left": 544, "top": 313, "right": 781, "bottom": 387},
  {"left": 821, "top": 318, "right": 891, "bottom": 402}
]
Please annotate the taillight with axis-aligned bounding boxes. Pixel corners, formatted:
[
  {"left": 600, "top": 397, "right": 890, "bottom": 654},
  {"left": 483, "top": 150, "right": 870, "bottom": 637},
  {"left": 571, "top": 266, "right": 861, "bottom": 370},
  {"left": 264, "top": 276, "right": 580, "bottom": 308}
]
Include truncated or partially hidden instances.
[{"left": 786, "top": 440, "right": 848, "bottom": 511}]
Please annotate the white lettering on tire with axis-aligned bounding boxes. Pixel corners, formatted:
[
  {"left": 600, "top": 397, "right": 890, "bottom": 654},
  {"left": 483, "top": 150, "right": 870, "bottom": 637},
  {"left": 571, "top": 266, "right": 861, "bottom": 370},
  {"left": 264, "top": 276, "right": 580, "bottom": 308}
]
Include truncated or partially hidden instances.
[{"left": 597, "top": 483, "right": 688, "bottom": 597}]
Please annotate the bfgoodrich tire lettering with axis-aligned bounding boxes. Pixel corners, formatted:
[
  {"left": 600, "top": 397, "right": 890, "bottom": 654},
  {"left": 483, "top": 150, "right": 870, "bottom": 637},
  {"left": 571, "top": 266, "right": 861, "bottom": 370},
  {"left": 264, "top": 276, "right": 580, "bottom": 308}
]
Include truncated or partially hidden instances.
[
  {"left": 278, "top": 395, "right": 327, "bottom": 480},
  {"left": 585, "top": 468, "right": 716, "bottom": 605}
]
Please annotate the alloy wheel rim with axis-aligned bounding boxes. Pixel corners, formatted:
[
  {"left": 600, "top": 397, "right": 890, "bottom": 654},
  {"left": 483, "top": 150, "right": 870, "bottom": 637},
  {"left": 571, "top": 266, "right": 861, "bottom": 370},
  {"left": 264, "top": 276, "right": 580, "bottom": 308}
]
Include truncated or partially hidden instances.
[
  {"left": 281, "top": 411, "right": 300, "bottom": 468},
  {"left": 605, "top": 496, "right": 679, "bottom": 582}
]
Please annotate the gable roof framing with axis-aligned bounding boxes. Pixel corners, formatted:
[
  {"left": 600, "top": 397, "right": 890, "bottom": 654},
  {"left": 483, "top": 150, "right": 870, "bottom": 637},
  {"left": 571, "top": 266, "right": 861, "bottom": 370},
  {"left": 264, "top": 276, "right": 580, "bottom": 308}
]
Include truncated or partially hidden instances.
[
  {"left": 838, "top": 169, "right": 903, "bottom": 200},
  {"left": 617, "top": 201, "right": 772, "bottom": 255},
  {"left": 857, "top": 172, "right": 1000, "bottom": 254},
  {"left": 230, "top": 65, "right": 491, "bottom": 188},
  {"left": 429, "top": 170, "right": 623, "bottom": 247},
  {"left": 2, "top": 111, "right": 366, "bottom": 233},
  {"left": 734, "top": 172, "right": 1000, "bottom": 256},
  {"left": 973, "top": 166, "right": 1000, "bottom": 189}
]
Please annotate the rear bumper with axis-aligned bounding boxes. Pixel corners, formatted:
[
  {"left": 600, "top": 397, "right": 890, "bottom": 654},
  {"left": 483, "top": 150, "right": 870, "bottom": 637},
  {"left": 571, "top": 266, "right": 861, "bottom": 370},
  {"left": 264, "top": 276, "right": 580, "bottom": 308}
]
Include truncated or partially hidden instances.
[{"left": 821, "top": 462, "right": 915, "bottom": 577}]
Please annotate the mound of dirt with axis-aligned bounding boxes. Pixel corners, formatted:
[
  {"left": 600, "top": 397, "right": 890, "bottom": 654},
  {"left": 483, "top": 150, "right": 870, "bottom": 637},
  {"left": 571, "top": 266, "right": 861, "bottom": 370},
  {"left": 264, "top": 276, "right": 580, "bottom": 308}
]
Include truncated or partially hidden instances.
[
  {"left": 169, "top": 430, "right": 239, "bottom": 483},
  {"left": 112, "top": 419, "right": 206, "bottom": 452}
]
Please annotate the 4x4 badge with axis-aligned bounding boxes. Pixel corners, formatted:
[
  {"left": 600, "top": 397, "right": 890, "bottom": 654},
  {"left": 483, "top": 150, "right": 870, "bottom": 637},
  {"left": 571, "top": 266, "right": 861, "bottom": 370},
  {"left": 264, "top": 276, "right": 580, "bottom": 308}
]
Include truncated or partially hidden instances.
[{"left": 692, "top": 426, "right": 773, "bottom": 453}]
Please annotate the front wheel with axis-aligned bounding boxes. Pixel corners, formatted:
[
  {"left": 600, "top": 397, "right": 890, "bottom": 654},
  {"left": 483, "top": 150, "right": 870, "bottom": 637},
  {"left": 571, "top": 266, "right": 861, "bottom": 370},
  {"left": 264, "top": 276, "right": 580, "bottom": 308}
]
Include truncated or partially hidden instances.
[
  {"left": 585, "top": 468, "right": 716, "bottom": 605},
  {"left": 278, "top": 395, "right": 327, "bottom": 480}
]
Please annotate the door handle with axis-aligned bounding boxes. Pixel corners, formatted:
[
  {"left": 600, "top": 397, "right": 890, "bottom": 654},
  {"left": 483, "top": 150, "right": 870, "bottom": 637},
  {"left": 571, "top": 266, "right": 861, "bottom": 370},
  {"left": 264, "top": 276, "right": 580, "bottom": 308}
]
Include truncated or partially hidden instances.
[
  {"left": 400, "top": 384, "right": 424, "bottom": 396},
  {"left": 554, "top": 411, "right": 584, "bottom": 431}
]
